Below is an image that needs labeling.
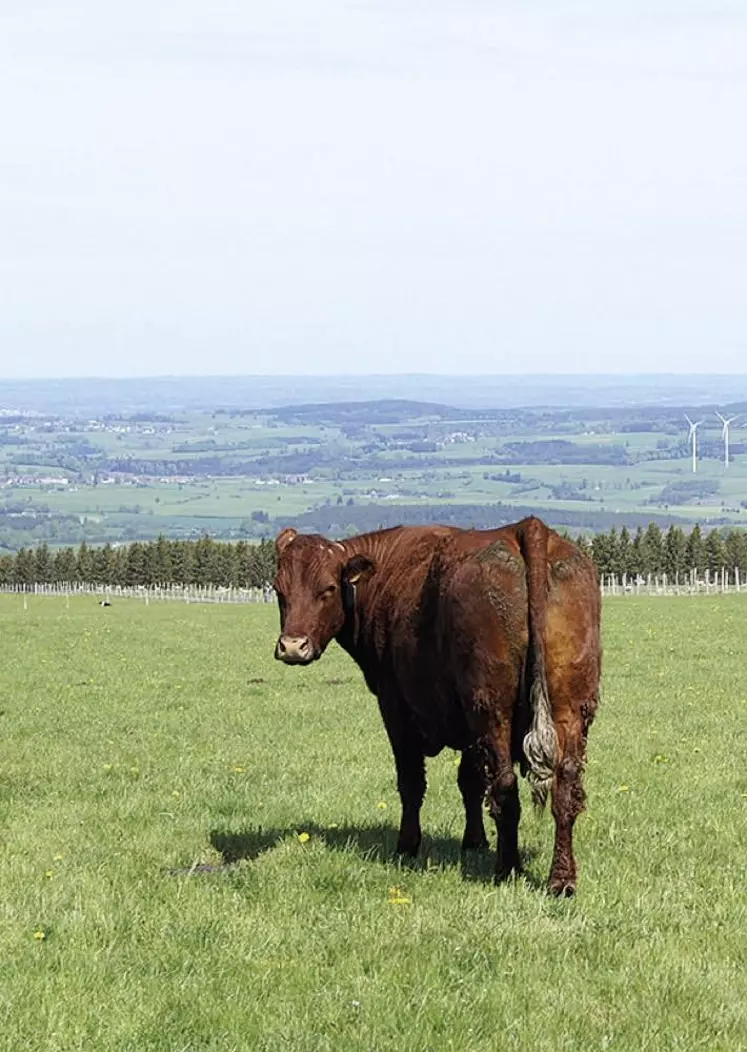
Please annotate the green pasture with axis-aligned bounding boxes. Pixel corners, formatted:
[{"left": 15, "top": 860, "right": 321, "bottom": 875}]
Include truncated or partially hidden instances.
[{"left": 2, "top": 594, "right": 746, "bottom": 1051}]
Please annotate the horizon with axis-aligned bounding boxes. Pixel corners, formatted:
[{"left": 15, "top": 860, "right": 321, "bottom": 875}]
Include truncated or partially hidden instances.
[
  {"left": 3, "top": 371, "right": 747, "bottom": 384},
  {"left": 3, "top": 371, "right": 747, "bottom": 415}
]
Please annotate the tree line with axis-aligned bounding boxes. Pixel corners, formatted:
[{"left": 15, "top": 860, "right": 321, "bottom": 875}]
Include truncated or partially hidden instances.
[
  {"left": 1, "top": 523, "right": 746, "bottom": 589},
  {"left": 581, "top": 523, "right": 747, "bottom": 580},
  {"left": 0, "top": 536, "right": 277, "bottom": 589}
]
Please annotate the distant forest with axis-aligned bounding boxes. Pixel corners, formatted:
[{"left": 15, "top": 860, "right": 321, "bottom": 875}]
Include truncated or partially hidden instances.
[{"left": 1, "top": 523, "right": 746, "bottom": 589}]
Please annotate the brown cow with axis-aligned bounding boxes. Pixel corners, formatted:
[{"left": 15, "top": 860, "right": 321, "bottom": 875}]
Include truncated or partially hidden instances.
[{"left": 273, "top": 516, "right": 601, "bottom": 895}]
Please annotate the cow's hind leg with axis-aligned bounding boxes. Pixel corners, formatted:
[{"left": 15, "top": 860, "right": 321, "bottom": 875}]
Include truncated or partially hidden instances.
[
  {"left": 379, "top": 695, "right": 426, "bottom": 857},
  {"left": 547, "top": 713, "right": 590, "bottom": 897},
  {"left": 458, "top": 747, "right": 488, "bottom": 851},
  {"left": 483, "top": 720, "right": 521, "bottom": 882}
]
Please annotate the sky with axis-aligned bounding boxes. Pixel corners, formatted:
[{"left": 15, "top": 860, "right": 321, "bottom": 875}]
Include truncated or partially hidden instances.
[{"left": 1, "top": 0, "right": 746, "bottom": 379}]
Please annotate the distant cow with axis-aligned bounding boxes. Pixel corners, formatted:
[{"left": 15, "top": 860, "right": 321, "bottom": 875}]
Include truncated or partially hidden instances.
[{"left": 273, "top": 517, "right": 601, "bottom": 895}]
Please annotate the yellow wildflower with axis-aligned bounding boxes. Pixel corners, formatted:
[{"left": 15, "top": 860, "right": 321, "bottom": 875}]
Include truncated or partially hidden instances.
[
  {"left": 387, "top": 886, "right": 411, "bottom": 905},
  {"left": 33, "top": 929, "right": 46, "bottom": 941},
  {"left": 377, "top": 801, "right": 387, "bottom": 810},
  {"left": 298, "top": 832, "right": 310, "bottom": 844}
]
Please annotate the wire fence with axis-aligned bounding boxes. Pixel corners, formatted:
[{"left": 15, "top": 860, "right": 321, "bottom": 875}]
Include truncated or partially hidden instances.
[
  {"left": 0, "top": 582, "right": 274, "bottom": 604},
  {"left": 1, "top": 569, "right": 746, "bottom": 604},
  {"left": 600, "top": 567, "right": 745, "bottom": 597}
]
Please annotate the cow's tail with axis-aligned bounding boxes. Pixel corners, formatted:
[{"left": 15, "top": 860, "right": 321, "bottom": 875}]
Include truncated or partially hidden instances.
[{"left": 518, "top": 517, "right": 558, "bottom": 810}]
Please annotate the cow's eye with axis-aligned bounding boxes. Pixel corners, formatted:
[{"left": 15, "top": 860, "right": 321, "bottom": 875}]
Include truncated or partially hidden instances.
[{"left": 319, "top": 584, "right": 337, "bottom": 599}]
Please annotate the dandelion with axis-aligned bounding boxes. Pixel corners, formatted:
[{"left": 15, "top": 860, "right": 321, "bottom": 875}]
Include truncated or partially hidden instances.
[
  {"left": 653, "top": 755, "right": 669, "bottom": 764},
  {"left": 33, "top": 929, "right": 46, "bottom": 941},
  {"left": 617, "top": 784, "right": 630, "bottom": 793},
  {"left": 387, "top": 885, "right": 411, "bottom": 905},
  {"left": 233, "top": 766, "right": 246, "bottom": 774},
  {"left": 377, "top": 801, "right": 387, "bottom": 810},
  {"left": 45, "top": 869, "right": 55, "bottom": 879},
  {"left": 298, "top": 832, "right": 310, "bottom": 844}
]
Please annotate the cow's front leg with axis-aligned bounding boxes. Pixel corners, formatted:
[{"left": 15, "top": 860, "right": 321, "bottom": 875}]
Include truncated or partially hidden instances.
[
  {"left": 458, "top": 747, "right": 488, "bottom": 850},
  {"left": 379, "top": 695, "right": 426, "bottom": 856}
]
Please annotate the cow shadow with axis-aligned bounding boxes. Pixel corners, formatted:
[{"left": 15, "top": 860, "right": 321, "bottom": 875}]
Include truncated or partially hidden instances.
[{"left": 205, "top": 822, "right": 542, "bottom": 889}]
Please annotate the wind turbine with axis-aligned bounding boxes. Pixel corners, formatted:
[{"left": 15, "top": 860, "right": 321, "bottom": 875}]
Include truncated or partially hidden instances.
[
  {"left": 685, "top": 415, "right": 703, "bottom": 473},
  {"left": 716, "top": 412, "right": 738, "bottom": 469}
]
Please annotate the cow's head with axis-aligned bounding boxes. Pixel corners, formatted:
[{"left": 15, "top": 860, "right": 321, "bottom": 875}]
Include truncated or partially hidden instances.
[{"left": 273, "top": 528, "right": 374, "bottom": 665}]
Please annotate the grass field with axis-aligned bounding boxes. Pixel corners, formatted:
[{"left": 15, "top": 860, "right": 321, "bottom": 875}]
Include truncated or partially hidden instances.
[{"left": 2, "top": 594, "right": 747, "bottom": 1051}]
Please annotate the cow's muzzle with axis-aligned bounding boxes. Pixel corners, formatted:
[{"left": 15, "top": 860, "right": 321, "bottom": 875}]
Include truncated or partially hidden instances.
[{"left": 275, "top": 635, "right": 315, "bottom": 665}]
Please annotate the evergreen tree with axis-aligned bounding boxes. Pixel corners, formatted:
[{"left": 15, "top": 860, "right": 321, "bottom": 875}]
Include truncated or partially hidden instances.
[
  {"left": 629, "top": 526, "right": 645, "bottom": 577},
  {"left": 152, "top": 535, "right": 174, "bottom": 584},
  {"left": 724, "top": 530, "right": 747, "bottom": 576},
  {"left": 93, "top": 543, "right": 118, "bottom": 585},
  {"left": 77, "top": 542, "right": 95, "bottom": 582},
  {"left": 13, "top": 548, "right": 36, "bottom": 585},
  {"left": 193, "top": 534, "right": 219, "bottom": 585},
  {"left": 685, "top": 524, "right": 706, "bottom": 575},
  {"left": 125, "top": 542, "right": 147, "bottom": 586},
  {"left": 33, "top": 543, "right": 52, "bottom": 583},
  {"left": 0, "top": 554, "right": 14, "bottom": 584},
  {"left": 169, "top": 541, "right": 193, "bottom": 585},
  {"left": 53, "top": 547, "right": 78, "bottom": 582},
  {"left": 705, "top": 529, "right": 726, "bottom": 574},
  {"left": 253, "top": 538, "right": 277, "bottom": 586},
  {"left": 618, "top": 525, "right": 632, "bottom": 577},
  {"left": 215, "top": 542, "right": 239, "bottom": 587},
  {"left": 591, "top": 532, "right": 613, "bottom": 578},
  {"left": 663, "top": 525, "right": 687, "bottom": 580},
  {"left": 641, "top": 523, "right": 664, "bottom": 576}
]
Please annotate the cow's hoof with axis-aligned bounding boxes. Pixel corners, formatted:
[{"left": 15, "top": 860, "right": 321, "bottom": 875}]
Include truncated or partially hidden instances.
[
  {"left": 461, "top": 834, "right": 489, "bottom": 852},
  {"left": 494, "top": 862, "right": 521, "bottom": 884},
  {"left": 395, "top": 842, "right": 420, "bottom": 858}
]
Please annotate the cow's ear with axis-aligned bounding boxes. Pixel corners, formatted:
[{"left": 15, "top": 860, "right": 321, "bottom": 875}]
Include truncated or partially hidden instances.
[
  {"left": 276, "top": 527, "right": 298, "bottom": 554},
  {"left": 342, "top": 554, "right": 375, "bottom": 586}
]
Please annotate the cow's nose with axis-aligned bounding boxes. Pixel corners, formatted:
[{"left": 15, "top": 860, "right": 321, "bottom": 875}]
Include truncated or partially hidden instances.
[{"left": 275, "top": 635, "right": 314, "bottom": 664}]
